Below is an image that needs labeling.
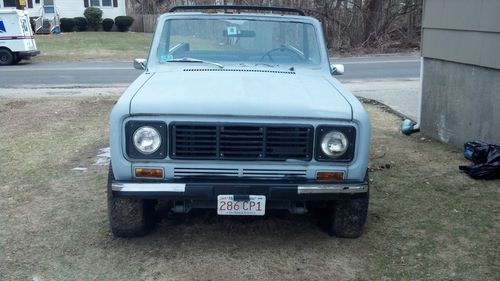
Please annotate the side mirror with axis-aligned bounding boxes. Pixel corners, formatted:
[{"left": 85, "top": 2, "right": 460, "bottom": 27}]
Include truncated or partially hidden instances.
[
  {"left": 133, "top": 58, "right": 146, "bottom": 70},
  {"left": 331, "top": 64, "right": 344, "bottom": 75}
]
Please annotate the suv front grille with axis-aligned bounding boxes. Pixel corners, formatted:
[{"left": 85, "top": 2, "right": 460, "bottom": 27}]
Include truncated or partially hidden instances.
[{"left": 170, "top": 123, "right": 313, "bottom": 161}]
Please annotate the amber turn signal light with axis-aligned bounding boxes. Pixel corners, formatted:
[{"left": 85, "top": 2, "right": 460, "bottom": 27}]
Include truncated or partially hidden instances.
[
  {"left": 316, "top": 171, "right": 344, "bottom": 182},
  {"left": 135, "top": 168, "right": 164, "bottom": 178}
]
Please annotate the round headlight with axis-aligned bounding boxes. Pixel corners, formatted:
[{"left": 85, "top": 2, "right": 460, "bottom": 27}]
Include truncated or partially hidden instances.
[
  {"left": 321, "top": 131, "right": 348, "bottom": 157},
  {"left": 133, "top": 126, "right": 161, "bottom": 154}
]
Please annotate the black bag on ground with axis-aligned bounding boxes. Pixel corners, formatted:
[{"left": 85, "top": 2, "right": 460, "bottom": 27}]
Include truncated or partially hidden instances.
[
  {"left": 463, "top": 140, "right": 490, "bottom": 164},
  {"left": 459, "top": 141, "right": 500, "bottom": 180}
]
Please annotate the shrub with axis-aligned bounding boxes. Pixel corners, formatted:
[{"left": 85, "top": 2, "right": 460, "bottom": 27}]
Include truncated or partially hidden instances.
[
  {"left": 102, "top": 18, "right": 114, "bottom": 32},
  {"left": 114, "top": 16, "right": 134, "bottom": 32},
  {"left": 59, "top": 18, "right": 75, "bottom": 32},
  {"left": 73, "top": 17, "right": 87, "bottom": 31},
  {"left": 84, "top": 7, "right": 103, "bottom": 31}
]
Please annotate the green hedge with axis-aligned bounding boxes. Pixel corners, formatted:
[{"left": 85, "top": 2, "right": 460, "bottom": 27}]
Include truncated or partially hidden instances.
[
  {"left": 84, "top": 7, "right": 103, "bottom": 31},
  {"left": 114, "top": 16, "right": 134, "bottom": 32},
  {"left": 73, "top": 17, "right": 87, "bottom": 32},
  {"left": 102, "top": 18, "right": 114, "bottom": 32},
  {"left": 60, "top": 18, "right": 75, "bottom": 32}
]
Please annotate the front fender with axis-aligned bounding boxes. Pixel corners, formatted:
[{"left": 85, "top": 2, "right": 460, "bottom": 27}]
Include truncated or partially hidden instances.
[{"left": 109, "top": 72, "right": 155, "bottom": 180}]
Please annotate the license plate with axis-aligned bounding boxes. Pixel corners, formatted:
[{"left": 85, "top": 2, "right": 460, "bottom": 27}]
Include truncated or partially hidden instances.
[{"left": 217, "top": 195, "right": 266, "bottom": 216}]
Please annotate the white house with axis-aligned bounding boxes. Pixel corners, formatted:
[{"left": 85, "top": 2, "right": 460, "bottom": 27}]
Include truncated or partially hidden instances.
[{"left": 0, "top": 0, "right": 126, "bottom": 19}]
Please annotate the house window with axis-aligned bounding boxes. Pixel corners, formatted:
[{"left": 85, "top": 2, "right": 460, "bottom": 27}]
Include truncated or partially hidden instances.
[
  {"left": 44, "top": 6, "right": 55, "bottom": 13},
  {"left": 90, "top": 0, "right": 112, "bottom": 7},
  {"left": 3, "top": 0, "right": 17, "bottom": 7}
]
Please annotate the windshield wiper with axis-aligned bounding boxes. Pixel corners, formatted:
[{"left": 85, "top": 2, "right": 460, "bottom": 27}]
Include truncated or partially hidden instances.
[
  {"left": 240, "top": 63, "right": 295, "bottom": 71},
  {"left": 166, "top": 57, "right": 224, "bottom": 69},
  {"left": 249, "top": 63, "right": 277, "bottom": 68}
]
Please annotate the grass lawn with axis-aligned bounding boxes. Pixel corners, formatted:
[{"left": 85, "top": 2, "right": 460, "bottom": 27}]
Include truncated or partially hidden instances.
[
  {"left": 34, "top": 32, "right": 153, "bottom": 61},
  {"left": 0, "top": 97, "right": 498, "bottom": 280}
]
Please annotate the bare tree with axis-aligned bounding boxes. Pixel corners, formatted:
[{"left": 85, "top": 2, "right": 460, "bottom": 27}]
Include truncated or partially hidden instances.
[{"left": 127, "top": 0, "right": 422, "bottom": 53}]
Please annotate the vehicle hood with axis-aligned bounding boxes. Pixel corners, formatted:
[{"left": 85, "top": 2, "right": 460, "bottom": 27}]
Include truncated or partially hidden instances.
[{"left": 130, "top": 70, "right": 352, "bottom": 120}]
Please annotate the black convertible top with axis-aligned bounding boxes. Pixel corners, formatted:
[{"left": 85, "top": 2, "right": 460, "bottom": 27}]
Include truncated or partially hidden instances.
[{"left": 169, "top": 5, "right": 305, "bottom": 16}]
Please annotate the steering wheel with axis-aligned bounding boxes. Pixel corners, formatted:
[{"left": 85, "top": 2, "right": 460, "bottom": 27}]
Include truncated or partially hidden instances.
[{"left": 259, "top": 45, "right": 305, "bottom": 62}]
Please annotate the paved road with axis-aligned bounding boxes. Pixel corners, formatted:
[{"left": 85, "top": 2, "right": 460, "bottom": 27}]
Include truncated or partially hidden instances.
[
  {"left": 0, "top": 55, "right": 420, "bottom": 87},
  {"left": 333, "top": 55, "right": 420, "bottom": 80}
]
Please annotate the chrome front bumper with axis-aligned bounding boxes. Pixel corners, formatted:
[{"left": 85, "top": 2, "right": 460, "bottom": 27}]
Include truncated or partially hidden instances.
[
  {"left": 111, "top": 179, "right": 368, "bottom": 200},
  {"left": 112, "top": 182, "right": 367, "bottom": 194}
]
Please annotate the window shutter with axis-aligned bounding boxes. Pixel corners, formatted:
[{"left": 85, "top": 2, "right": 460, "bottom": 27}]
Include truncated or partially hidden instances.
[
  {"left": 113, "top": 0, "right": 118, "bottom": 7},
  {"left": 84, "top": 0, "right": 89, "bottom": 8},
  {"left": 28, "top": 0, "right": 33, "bottom": 8}
]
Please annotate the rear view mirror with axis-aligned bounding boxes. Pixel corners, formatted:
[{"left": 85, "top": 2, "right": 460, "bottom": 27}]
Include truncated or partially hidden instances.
[
  {"left": 331, "top": 64, "right": 344, "bottom": 75},
  {"left": 222, "top": 30, "right": 256, "bottom": 38},
  {"left": 134, "top": 58, "right": 146, "bottom": 70}
]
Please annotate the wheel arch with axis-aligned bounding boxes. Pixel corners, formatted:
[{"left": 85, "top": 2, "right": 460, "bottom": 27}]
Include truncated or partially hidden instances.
[{"left": 0, "top": 46, "right": 13, "bottom": 52}]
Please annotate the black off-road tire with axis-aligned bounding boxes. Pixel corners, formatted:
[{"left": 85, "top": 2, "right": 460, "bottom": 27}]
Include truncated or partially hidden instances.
[
  {"left": 327, "top": 193, "right": 369, "bottom": 238},
  {"left": 0, "top": 49, "right": 14, "bottom": 66},
  {"left": 107, "top": 165, "right": 155, "bottom": 237}
]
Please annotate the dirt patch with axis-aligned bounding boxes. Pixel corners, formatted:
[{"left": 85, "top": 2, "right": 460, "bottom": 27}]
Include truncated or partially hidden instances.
[
  {"left": 0, "top": 97, "right": 498, "bottom": 281},
  {"left": 0, "top": 97, "right": 115, "bottom": 139}
]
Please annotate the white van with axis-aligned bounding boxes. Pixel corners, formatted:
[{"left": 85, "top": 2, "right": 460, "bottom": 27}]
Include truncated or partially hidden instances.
[{"left": 0, "top": 8, "right": 39, "bottom": 65}]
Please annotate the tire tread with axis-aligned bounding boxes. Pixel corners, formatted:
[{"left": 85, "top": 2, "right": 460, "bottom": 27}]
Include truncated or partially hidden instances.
[{"left": 107, "top": 165, "right": 154, "bottom": 237}]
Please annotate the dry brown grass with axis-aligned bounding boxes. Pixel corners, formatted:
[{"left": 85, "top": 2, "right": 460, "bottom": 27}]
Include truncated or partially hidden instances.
[
  {"left": 34, "top": 32, "right": 152, "bottom": 61},
  {"left": 0, "top": 97, "right": 498, "bottom": 281}
]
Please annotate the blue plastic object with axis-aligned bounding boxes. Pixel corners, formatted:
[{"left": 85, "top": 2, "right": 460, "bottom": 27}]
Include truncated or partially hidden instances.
[{"left": 400, "top": 119, "right": 419, "bottom": 135}]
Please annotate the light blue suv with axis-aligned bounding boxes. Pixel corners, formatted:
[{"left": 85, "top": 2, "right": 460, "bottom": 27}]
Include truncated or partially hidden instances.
[{"left": 108, "top": 5, "right": 371, "bottom": 238}]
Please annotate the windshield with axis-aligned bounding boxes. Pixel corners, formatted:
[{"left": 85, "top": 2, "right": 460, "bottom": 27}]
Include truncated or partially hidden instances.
[{"left": 156, "top": 18, "right": 321, "bottom": 67}]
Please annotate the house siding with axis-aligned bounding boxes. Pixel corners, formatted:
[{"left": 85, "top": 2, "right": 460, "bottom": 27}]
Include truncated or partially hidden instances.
[
  {"left": 22, "top": 0, "right": 126, "bottom": 19},
  {"left": 420, "top": 0, "right": 500, "bottom": 147}
]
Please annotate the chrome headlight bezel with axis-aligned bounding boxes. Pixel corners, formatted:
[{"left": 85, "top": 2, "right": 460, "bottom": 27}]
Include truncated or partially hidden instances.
[
  {"left": 315, "top": 125, "right": 356, "bottom": 162},
  {"left": 126, "top": 121, "right": 167, "bottom": 159}
]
